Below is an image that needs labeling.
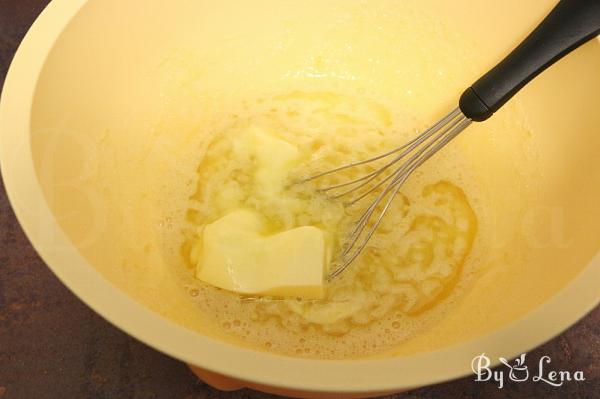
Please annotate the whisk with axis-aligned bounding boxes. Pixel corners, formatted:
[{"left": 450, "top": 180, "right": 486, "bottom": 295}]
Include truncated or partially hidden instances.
[{"left": 304, "top": 0, "right": 600, "bottom": 280}]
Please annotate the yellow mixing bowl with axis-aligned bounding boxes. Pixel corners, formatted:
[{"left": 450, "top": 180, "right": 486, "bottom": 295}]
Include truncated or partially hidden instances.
[{"left": 1, "top": 1, "right": 600, "bottom": 397}]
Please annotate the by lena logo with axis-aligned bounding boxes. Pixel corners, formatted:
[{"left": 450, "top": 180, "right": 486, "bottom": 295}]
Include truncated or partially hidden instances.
[{"left": 471, "top": 353, "right": 585, "bottom": 389}]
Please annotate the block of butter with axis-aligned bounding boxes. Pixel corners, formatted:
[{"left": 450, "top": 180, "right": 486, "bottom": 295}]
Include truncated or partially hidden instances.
[{"left": 194, "top": 209, "right": 327, "bottom": 299}]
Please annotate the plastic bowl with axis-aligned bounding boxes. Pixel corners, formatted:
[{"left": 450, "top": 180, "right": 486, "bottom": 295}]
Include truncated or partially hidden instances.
[{"left": 1, "top": 1, "right": 600, "bottom": 397}]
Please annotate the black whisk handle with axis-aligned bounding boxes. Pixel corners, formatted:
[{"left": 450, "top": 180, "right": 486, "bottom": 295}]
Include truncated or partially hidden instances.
[{"left": 460, "top": 0, "right": 600, "bottom": 122}]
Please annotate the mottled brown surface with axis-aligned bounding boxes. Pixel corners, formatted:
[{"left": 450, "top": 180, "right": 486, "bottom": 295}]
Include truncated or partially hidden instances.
[{"left": 1, "top": 1, "right": 599, "bottom": 398}]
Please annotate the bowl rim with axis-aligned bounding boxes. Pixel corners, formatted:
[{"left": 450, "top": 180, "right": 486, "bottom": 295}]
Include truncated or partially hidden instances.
[{"left": 1, "top": 0, "right": 600, "bottom": 393}]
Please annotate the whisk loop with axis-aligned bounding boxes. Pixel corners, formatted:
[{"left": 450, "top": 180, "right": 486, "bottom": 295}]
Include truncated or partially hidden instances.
[{"left": 302, "top": 108, "right": 471, "bottom": 280}]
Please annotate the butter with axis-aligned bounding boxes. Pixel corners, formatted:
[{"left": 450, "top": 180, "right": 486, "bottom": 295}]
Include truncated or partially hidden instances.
[
  {"left": 194, "top": 209, "right": 326, "bottom": 299},
  {"left": 240, "top": 126, "right": 300, "bottom": 196},
  {"left": 190, "top": 126, "right": 330, "bottom": 298}
]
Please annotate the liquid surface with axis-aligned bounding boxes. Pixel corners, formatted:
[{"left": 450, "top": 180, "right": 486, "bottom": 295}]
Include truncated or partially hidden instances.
[{"left": 183, "top": 92, "right": 479, "bottom": 347}]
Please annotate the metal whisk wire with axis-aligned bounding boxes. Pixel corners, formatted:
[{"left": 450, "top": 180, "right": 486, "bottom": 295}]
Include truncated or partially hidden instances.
[{"left": 302, "top": 108, "right": 472, "bottom": 280}]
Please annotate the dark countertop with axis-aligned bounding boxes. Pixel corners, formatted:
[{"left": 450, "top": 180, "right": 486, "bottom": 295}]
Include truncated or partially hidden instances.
[{"left": 1, "top": 1, "right": 599, "bottom": 398}]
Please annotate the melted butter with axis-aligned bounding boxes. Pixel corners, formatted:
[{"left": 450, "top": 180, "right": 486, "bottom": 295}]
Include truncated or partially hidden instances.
[
  {"left": 183, "top": 91, "right": 477, "bottom": 337},
  {"left": 189, "top": 126, "right": 330, "bottom": 299}
]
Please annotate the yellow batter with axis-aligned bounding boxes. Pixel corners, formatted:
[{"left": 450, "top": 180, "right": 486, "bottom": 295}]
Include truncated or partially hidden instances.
[{"left": 140, "top": 0, "right": 532, "bottom": 358}]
